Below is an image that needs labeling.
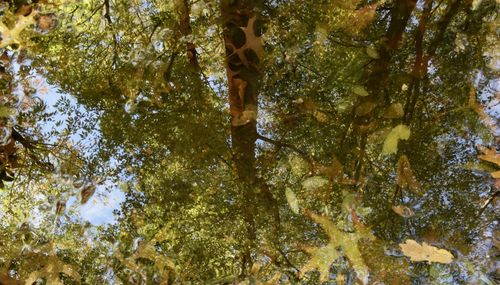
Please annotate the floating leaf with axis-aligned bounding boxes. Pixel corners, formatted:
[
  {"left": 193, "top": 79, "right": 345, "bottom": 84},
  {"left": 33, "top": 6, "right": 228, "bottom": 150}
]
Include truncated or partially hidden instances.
[
  {"left": 316, "top": 155, "right": 344, "bottom": 182},
  {"left": 396, "top": 155, "right": 423, "bottom": 195},
  {"left": 366, "top": 46, "right": 379, "bottom": 59},
  {"left": 24, "top": 245, "right": 81, "bottom": 285},
  {"left": 80, "top": 184, "right": 96, "bottom": 204},
  {"left": 472, "top": 0, "right": 483, "bottom": 10},
  {"left": 352, "top": 85, "right": 369, "bottom": 96},
  {"left": 0, "top": 273, "right": 22, "bottom": 285},
  {"left": 0, "top": 12, "right": 36, "bottom": 48},
  {"left": 399, "top": 239, "right": 453, "bottom": 264},
  {"left": 469, "top": 86, "right": 499, "bottom": 135},
  {"left": 302, "top": 176, "right": 329, "bottom": 191},
  {"left": 392, "top": 205, "right": 414, "bottom": 217},
  {"left": 36, "top": 14, "right": 58, "bottom": 33},
  {"left": 285, "top": 188, "right": 300, "bottom": 214},
  {"left": 115, "top": 233, "right": 176, "bottom": 284},
  {"left": 477, "top": 146, "right": 500, "bottom": 180},
  {"left": 300, "top": 243, "right": 339, "bottom": 282},
  {"left": 55, "top": 200, "right": 66, "bottom": 215},
  {"left": 289, "top": 154, "right": 308, "bottom": 176},
  {"left": 383, "top": 102, "right": 404, "bottom": 119},
  {"left": 478, "top": 146, "right": 500, "bottom": 178},
  {"left": 300, "top": 211, "right": 372, "bottom": 284},
  {"left": 355, "top": 101, "right": 377, "bottom": 116},
  {"left": 312, "top": 110, "right": 328, "bottom": 123},
  {"left": 382, "top": 124, "right": 410, "bottom": 155}
]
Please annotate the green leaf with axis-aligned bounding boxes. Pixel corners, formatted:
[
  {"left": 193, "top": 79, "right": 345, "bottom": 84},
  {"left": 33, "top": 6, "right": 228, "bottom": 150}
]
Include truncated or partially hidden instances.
[
  {"left": 285, "top": 188, "right": 300, "bottom": 214},
  {"left": 352, "top": 85, "right": 369, "bottom": 96},
  {"left": 300, "top": 211, "right": 373, "bottom": 284},
  {"left": 381, "top": 124, "right": 411, "bottom": 155},
  {"left": 302, "top": 176, "right": 329, "bottom": 191},
  {"left": 366, "top": 46, "right": 380, "bottom": 59}
]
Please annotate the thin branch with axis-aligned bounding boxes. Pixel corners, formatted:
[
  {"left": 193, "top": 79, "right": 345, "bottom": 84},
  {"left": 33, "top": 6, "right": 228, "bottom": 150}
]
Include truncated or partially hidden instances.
[
  {"left": 77, "top": 1, "right": 106, "bottom": 25},
  {"left": 478, "top": 190, "right": 499, "bottom": 217},
  {"left": 103, "top": 0, "right": 112, "bottom": 24},
  {"left": 256, "top": 134, "right": 314, "bottom": 166}
]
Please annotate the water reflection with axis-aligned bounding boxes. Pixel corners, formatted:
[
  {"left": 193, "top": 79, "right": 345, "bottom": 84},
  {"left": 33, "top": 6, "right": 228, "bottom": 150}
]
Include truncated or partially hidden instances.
[{"left": 0, "top": 0, "right": 499, "bottom": 284}]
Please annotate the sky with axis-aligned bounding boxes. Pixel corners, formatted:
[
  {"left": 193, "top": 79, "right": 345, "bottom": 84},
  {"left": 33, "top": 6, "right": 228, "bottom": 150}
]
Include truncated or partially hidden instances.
[{"left": 40, "top": 79, "right": 125, "bottom": 225}]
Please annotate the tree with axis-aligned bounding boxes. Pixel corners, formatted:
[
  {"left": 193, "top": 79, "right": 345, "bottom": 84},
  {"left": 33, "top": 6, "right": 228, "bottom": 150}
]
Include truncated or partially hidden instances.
[{"left": 1, "top": 0, "right": 499, "bottom": 284}]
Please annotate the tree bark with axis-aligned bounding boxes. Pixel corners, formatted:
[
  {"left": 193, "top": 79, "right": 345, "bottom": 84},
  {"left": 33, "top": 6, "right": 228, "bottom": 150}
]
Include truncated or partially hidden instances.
[
  {"left": 221, "top": 0, "right": 265, "bottom": 276},
  {"left": 352, "top": 0, "right": 417, "bottom": 180},
  {"left": 404, "top": 0, "right": 462, "bottom": 123}
]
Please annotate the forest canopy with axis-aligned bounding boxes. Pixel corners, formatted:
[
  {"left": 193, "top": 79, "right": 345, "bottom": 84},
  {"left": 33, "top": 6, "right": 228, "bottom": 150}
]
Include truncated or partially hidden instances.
[{"left": 0, "top": 0, "right": 499, "bottom": 284}]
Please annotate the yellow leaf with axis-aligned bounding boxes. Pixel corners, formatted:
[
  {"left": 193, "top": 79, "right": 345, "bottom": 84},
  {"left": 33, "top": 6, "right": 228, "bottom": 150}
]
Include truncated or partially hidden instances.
[
  {"left": 300, "top": 211, "right": 372, "bottom": 284},
  {"left": 478, "top": 147, "right": 500, "bottom": 166},
  {"left": 478, "top": 146, "right": 500, "bottom": 178},
  {"left": 382, "top": 124, "right": 410, "bottom": 155},
  {"left": 352, "top": 85, "right": 369, "bottom": 96},
  {"left": 0, "top": 12, "right": 36, "bottom": 48},
  {"left": 366, "top": 46, "right": 379, "bottom": 59},
  {"left": 285, "top": 188, "right": 300, "bottom": 214},
  {"left": 300, "top": 243, "right": 340, "bottom": 282},
  {"left": 399, "top": 239, "right": 453, "bottom": 264}
]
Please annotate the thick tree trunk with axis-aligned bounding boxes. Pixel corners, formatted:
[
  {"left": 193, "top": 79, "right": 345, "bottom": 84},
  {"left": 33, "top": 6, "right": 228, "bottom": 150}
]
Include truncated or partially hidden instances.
[
  {"left": 356, "top": 0, "right": 417, "bottom": 120},
  {"left": 221, "top": 0, "right": 264, "bottom": 276},
  {"left": 352, "top": 0, "right": 417, "bottom": 180}
]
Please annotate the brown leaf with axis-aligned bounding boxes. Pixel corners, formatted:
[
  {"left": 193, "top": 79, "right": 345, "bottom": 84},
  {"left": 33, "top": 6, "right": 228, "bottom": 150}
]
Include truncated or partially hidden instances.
[
  {"left": 392, "top": 205, "right": 414, "bottom": 218},
  {"left": 300, "top": 210, "right": 372, "bottom": 284},
  {"left": 399, "top": 239, "right": 453, "bottom": 264},
  {"left": 55, "top": 200, "right": 66, "bottom": 215},
  {"left": 317, "top": 155, "right": 344, "bottom": 182},
  {"left": 397, "top": 155, "right": 423, "bottom": 195},
  {"left": 383, "top": 103, "right": 404, "bottom": 119},
  {"left": 478, "top": 146, "right": 500, "bottom": 167},
  {"left": 355, "top": 101, "right": 377, "bottom": 116},
  {"left": 37, "top": 14, "right": 57, "bottom": 32},
  {"left": 80, "top": 184, "right": 96, "bottom": 204},
  {"left": 0, "top": 273, "right": 23, "bottom": 285},
  {"left": 16, "top": 4, "right": 33, "bottom": 16},
  {"left": 469, "top": 86, "right": 499, "bottom": 135}
]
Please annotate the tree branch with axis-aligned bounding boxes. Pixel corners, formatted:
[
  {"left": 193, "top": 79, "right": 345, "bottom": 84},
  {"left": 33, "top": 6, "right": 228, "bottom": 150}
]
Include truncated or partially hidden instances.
[{"left": 256, "top": 134, "right": 314, "bottom": 166}]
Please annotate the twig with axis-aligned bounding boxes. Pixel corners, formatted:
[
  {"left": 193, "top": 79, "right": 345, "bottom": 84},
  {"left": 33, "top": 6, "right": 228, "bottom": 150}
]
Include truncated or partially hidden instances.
[
  {"left": 478, "top": 190, "right": 499, "bottom": 217},
  {"left": 256, "top": 134, "right": 314, "bottom": 166}
]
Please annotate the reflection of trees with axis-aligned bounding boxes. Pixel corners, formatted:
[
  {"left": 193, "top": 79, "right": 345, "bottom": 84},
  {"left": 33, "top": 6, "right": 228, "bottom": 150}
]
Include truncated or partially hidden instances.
[{"left": 0, "top": 0, "right": 498, "bottom": 284}]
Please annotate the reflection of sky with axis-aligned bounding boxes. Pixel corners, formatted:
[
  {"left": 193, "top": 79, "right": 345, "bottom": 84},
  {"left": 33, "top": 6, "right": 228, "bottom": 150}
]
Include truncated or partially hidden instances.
[
  {"left": 65, "top": 185, "right": 125, "bottom": 225},
  {"left": 40, "top": 80, "right": 125, "bottom": 225}
]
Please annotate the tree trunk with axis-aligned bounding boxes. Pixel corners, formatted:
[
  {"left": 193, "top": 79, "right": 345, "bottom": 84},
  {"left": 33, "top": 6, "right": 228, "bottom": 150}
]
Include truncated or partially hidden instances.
[
  {"left": 352, "top": 0, "right": 417, "bottom": 180},
  {"left": 220, "top": 0, "right": 265, "bottom": 276}
]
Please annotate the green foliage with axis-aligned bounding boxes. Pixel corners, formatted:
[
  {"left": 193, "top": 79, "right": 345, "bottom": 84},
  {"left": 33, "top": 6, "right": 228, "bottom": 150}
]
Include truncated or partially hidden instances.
[{"left": 0, "top": 0, "right": 498, "bottom": 284}]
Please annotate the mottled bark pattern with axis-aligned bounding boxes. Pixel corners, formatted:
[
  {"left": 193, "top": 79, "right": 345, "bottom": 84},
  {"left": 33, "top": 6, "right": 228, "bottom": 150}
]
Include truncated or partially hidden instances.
[{"left": 221, "top": 0, "right": 263, "bottom": 183}]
